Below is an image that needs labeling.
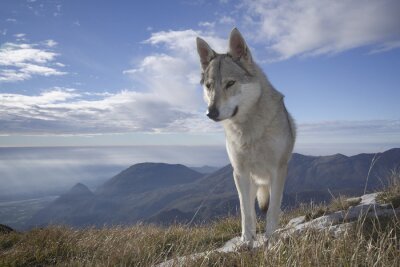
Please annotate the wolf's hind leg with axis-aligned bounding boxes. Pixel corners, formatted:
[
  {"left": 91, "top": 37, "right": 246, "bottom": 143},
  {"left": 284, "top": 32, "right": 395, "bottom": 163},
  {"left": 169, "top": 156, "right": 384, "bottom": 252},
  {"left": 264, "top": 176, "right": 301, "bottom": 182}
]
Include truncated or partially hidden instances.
[{"left": 265, "top": 167, "right": 287, "bottom": 238}]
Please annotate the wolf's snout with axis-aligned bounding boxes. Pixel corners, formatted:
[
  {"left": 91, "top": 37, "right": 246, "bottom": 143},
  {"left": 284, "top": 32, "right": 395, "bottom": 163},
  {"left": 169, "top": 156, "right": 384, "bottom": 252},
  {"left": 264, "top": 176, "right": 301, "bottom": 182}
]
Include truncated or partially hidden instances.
[{"left": 207, "top": 107, "right": 219, "bottom": 120}]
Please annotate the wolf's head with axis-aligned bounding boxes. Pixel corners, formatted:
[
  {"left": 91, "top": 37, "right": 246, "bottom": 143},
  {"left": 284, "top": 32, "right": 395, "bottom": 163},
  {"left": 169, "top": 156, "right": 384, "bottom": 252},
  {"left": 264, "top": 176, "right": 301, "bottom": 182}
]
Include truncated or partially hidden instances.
[{"left": 196, "top": 28, "right": 262, "bottom": 122}]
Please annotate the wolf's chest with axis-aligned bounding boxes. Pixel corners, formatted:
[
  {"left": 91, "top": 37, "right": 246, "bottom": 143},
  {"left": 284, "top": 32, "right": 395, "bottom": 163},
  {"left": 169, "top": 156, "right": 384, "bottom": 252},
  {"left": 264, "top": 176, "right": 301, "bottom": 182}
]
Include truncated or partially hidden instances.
[{"left": 225, "top": 127, "right": 287, "bottom": 173}]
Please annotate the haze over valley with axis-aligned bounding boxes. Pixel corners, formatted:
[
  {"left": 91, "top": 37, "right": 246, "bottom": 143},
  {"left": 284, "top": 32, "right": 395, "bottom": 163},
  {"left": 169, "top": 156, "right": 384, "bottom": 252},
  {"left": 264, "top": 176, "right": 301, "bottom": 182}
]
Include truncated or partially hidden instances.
[{"left": 1, "top": 147, "right": 399, "bottom": 230}]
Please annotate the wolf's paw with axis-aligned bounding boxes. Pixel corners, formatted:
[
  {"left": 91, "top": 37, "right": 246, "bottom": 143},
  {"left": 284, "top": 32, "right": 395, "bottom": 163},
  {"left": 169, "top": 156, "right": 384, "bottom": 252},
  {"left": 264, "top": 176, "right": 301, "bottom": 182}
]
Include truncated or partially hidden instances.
[
  {"left": 238, "top": 234, "right": 258, "bottom": 249},
  {"left": 233, "top": 238, "right": 254, "bottom": 252},
  {"left": 219, "top": 236, "right": 256, "bottom": 253}
]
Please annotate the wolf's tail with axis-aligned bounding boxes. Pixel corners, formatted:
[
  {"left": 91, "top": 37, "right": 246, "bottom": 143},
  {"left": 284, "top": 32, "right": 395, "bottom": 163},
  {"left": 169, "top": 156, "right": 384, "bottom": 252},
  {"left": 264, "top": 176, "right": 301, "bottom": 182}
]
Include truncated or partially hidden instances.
[{"left": 256, "top": 185, "right": 270, "bottom": 213}]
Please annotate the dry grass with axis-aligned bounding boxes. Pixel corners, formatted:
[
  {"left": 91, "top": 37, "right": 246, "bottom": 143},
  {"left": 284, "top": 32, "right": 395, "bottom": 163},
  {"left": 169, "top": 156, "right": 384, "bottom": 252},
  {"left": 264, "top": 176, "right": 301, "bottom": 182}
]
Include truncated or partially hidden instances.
[
  {"left": 1, "top": 171, "right": 400, "bottom": 266},
  {"left": 0, "top": 218, "right": 241, "bottom": 267},
  {"left": 187, "top": 215, "right": 400, "bottom": 267},
  {"left": 1, "top": 212, "right": 399, "bottom": 267},
  {"left": 377, "top": 169, "right": 400, "bottom": 208},
  {"left": 280, "top": 201, "right": 327, "bottom": 226}
]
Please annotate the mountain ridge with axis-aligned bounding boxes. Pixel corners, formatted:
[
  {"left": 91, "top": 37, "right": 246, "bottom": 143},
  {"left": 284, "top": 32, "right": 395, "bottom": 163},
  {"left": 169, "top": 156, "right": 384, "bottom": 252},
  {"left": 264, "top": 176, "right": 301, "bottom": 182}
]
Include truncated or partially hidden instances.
[{"left": 26, "top": 148, "right": 400, "bottom": 229}]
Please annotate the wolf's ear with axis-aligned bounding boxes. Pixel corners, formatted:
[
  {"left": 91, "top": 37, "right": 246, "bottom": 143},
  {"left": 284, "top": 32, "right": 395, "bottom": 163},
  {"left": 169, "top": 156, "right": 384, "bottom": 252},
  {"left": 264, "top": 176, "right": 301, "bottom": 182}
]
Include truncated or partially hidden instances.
[
  {"left": 196, "top": 37, "right": 216, "bottom": 71},
  {"left": 229, "top": 28, "right": 252, "bottom": 63}
]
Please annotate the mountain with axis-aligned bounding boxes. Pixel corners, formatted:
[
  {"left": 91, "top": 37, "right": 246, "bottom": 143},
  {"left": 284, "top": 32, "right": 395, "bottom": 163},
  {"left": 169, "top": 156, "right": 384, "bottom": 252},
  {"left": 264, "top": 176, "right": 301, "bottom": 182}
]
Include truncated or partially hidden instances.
[
  {"left": 27, "top": 148, "right": 400, "bottom": 228},
  {"left": 146, "top": 164, "right": 239, "bottom": 224},
  {"left": 27, "top": 163, "right": 203, "bottom": 228},
  {"left": 284, "top": 148, "right": 400, "bottom": 204},
  {"left": 190, "top": 165, "right": 220, "bottom": 174},
  {"left": 29, "top": 183, "right": 94, "bottom": 227},
  {"left": 97, "top": 163, "right": 203, "bottom": 196}
]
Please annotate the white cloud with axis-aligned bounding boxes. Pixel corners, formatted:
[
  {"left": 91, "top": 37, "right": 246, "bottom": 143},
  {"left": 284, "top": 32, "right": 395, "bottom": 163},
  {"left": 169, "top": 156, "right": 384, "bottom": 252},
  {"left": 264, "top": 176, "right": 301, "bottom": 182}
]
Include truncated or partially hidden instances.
[
  {"left": 119, "top": 29, "right": 227, "bottom": 135},
  {"left": 54, "top": 62, "right": 65, "bottom": 67},
  {"left": 0, "top": 27, "right": 240, "bottom": 133},
  {"left": 125, "top": 29, "right": 226, "bottom": 111},
  {"left": 14, "top": 33, "right": 27, "bottom": 41},
  {"left": 198, "top": 21, "right": 215, "bottom": 28},
  {"left": 14, "top": 33, "right": 26, "bottom": 38},
  {"left": 0, "top": 88, "right": 78, "bottom": 108},
  {"left": 0, "top": 88, "right": 220, "bottom": 134},
  {"left": 239, "top": 0, "right": 400, "bottom": 60},
  {"left": 1, "top": 34, "right": 207, "bottom": 128},
  {"left": 19, "top": 63, "right": 64, "bottom": 76},
  {"left": 44, "top": 39, "right": 57, "bottom": 47},
  {"left": 0, "top": 43, "right": 54, "bottom": 65},
  {"left": 219, "top": 15, "right": 235, "bottom": 25},
  {"left": 125, "top": 53, "right": 201, "bottom": 109},
  {"left": 0, "top": 69, "right": 30, "bottom": 82},
  {"left": 0, "top": 41, "right": 66, "bottom": 82},
  {"left": 144, "top": 29, "right": 226, "bottom": 54}
]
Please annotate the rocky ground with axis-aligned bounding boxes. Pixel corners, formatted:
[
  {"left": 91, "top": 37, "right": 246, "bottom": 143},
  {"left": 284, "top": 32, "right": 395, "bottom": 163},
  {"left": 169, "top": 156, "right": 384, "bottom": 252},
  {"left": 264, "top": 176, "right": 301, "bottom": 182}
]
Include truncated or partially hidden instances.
[{"left": 156, "top": 192, "right": 400, "bottom": 267}]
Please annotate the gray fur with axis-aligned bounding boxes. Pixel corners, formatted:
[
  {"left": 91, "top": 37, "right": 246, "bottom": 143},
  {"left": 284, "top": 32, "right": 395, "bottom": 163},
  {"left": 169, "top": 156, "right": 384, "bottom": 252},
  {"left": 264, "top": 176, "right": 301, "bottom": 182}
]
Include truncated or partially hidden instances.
[{"left": 196, "top": 28, "right": 296, "bottom": 249}]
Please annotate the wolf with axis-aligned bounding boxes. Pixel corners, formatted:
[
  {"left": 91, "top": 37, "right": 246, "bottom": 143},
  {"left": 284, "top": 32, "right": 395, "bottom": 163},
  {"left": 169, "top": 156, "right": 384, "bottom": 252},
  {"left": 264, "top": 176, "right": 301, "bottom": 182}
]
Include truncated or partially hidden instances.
[{"left": 196, "top": 28, "right": 296, "bottom": 248}]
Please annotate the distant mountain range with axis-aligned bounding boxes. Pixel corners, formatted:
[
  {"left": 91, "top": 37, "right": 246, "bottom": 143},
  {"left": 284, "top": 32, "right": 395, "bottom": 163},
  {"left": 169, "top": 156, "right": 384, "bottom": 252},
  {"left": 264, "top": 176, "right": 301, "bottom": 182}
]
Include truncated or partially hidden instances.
[{"left": 27, "top": 148, "right": 400, "bottom": 229}]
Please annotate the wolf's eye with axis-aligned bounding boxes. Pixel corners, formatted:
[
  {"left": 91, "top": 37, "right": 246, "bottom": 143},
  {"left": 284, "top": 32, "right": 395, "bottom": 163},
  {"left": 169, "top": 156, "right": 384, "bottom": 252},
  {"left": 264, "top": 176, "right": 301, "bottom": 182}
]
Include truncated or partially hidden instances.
[{"left": 226, "top": 80, "right": 236, "bottom": 89}]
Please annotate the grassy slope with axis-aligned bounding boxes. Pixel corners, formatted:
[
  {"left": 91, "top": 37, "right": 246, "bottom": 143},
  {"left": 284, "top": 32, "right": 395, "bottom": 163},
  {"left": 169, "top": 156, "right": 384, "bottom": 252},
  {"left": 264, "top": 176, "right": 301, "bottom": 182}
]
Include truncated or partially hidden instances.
[{"left": 1, "top": 172, "right": 399, "bottom": 267}]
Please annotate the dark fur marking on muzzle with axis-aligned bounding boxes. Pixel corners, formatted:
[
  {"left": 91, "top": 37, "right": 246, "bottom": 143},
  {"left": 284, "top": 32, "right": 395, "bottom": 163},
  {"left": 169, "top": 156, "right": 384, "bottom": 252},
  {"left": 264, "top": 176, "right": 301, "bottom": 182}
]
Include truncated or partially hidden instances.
[{"left": 231, "top": 106, "right": 239, "bottom": 118}]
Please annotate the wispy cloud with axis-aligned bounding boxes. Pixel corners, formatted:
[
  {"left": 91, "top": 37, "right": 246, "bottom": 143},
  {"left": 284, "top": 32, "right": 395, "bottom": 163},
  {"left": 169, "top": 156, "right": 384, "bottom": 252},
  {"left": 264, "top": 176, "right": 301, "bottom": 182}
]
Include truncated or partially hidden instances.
[
  {"left": 54, "top": 4, "right": 62, "bottom": 17},
  {"left": 13, "top": 33, "right": 27, "bottom": 41},
  {"left": 298, "top": 120, "right": 400, "bottom": 144},
  {"left": 290, "top": 120, "right": 400, "bottom": 155},
  {"left": 5, "top": 18, "right": 17, "bottom": 23},
  {"left": 0, "top": 40, "right": 66, "bottom": 82},
  {"left": 1, "top": 85, "right": 398, "bottom": 148},
  {"left": 368, "top": 41, "right": 400, "bottom": 55},
  {"left": 219, "top": 15, "right": 235, "bottom": 25},
  {"left": 44, "top": 39, "right": 57, "bottom": 47},
  {"left": 239, "top": 0, "right": 400, "bottom": 60},
  {"left": 198, "top": 21, "right": 215, "bottom": 28},
  {"left": 0, "top": 88, "right": 219, "bottom": 134}
]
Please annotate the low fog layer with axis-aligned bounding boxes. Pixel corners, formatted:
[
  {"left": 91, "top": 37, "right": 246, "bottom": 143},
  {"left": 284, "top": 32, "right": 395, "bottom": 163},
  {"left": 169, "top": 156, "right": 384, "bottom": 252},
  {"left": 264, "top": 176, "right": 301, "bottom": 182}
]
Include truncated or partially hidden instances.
[{"left": 0, "top": 146, "right": 228, "bottom": 200}]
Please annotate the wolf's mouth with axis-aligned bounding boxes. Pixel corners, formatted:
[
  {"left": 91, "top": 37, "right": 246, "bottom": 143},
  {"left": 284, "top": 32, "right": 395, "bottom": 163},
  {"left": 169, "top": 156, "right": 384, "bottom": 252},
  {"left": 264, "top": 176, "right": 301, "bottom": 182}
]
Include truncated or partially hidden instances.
[{"left": 231, "top": 106, "right": 239, "bottom": 117}]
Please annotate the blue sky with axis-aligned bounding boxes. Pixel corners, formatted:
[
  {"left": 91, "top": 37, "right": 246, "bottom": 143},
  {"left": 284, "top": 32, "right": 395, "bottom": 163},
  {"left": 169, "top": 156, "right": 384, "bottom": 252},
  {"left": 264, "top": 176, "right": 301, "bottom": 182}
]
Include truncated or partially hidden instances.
[{"left": 0, "top": 0, "right": 399, "bottom": 155}]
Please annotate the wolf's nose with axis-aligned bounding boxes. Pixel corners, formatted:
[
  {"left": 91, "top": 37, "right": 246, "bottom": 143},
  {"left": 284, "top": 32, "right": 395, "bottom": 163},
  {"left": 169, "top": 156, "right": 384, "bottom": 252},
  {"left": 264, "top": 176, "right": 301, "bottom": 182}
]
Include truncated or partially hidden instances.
[{"left": 207, "top": 107, "right": 219, "bottom": 120}]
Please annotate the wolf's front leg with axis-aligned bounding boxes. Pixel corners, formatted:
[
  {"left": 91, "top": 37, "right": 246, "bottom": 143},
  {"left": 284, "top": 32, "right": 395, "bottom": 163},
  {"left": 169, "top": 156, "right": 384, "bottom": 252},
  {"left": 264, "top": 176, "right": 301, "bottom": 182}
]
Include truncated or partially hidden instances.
[{"left": 233, "top": 172, "right": 257, "bottom": 248}]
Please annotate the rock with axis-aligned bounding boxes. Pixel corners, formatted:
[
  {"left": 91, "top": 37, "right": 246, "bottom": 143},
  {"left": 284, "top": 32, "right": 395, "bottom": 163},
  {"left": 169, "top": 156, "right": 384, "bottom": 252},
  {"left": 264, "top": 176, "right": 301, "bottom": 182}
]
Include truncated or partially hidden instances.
[
  {"left": 286, "top": 215, "right": 306, "bottom": 228},
  {"left": 345, "top": 197, "right": 361, "bottom": 206},
  {"left": 154, "top": 191, "right": 399, "bottom": 267},
  {"left": 276, "top": 192, "right": 399, "bottom": 239},
  {"left": 359, "top": 192, "right": 378, "bottom": 205}
]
